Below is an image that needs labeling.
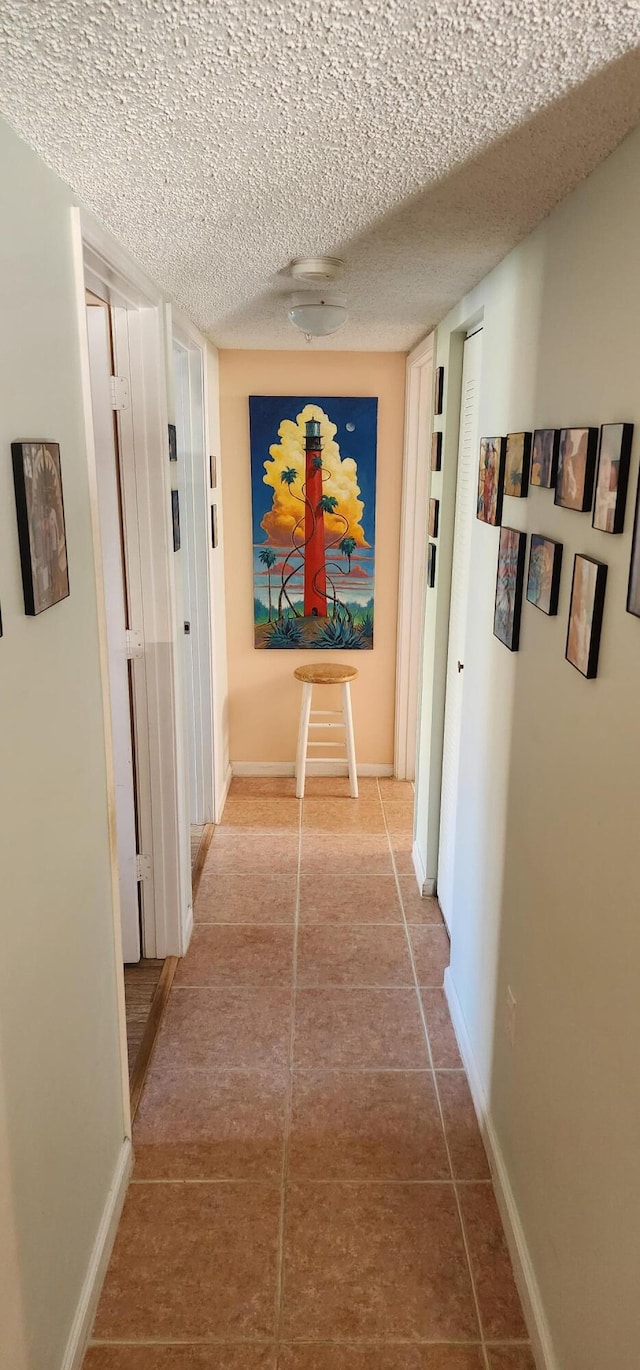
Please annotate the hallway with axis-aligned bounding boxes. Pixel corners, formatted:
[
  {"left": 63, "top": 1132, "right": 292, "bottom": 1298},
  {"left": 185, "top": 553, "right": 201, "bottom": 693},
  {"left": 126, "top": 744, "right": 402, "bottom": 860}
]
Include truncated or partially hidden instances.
[{"left": 84, "top": 777, "right": 532, "bottom": 1369}]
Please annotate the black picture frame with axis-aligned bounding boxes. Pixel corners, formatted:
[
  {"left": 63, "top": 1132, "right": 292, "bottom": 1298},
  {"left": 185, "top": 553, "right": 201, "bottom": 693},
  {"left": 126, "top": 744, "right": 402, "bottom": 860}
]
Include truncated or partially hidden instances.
[
  {"left": 504, "top": 431, "right": 531, "bottom": 499},
  {"left": 431, "top": 431, "right": 442, "bottom": 472},
  {"left": 434, "top": 366, "right": 444, "bottom": 416},
  {"left": 526, "top": 535, "right": 563, "bottom": 616},
  {"left": 530, "top": 429, "right": 559, "bottom": 489},
  {"left": 171, "top": 489, "right": 181, "bottom": 551},
  {"left": 554, "top": 427, "right": 598, "bottom": 512},
  {"left": 626, "top": 467, "right": 640, "bottom": 618},
  {"left": 428, "top": 497, "right": 439, "bottom": 538},
  {"left": 211, "top": 505, "right": 218, "bottom": 549},
  {"left": 477, "top": 436, "right": 506, "bottom": 526},
  {"left": 566, "top": 554, "right": 607, "bottom": 678},
  {"left": 427, "top": 541, "right": 436, "bottom": 588},
  {"left": 592, "top": 423, "right": 633, "bottom": 534},
  {"left": 168, "top": 424, "right": 178, "bottom": 462},
  {"left": 493, "top": 526, "right": 526, "bottom": 650},
  {"left": 210, "top": 453, "right": 217, "bottom": 489},
  {"left": 11, "top": 440, "right": 70, "bottom": 616}
]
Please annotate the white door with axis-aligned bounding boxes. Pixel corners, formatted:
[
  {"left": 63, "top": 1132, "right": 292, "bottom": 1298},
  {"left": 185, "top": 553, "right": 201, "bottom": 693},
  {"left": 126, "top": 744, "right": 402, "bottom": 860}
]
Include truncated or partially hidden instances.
[
  {"left": 437, "top": 328, "right": 483, "bottom": 934},
  {"left": 86, "top": 303, "right": 141, "bottom": 963}
]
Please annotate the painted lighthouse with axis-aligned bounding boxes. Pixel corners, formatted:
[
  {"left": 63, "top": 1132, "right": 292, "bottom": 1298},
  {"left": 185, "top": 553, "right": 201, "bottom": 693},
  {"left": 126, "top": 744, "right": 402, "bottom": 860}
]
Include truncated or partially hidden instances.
[{"left": 303, "top": 418, "right": 328, "bottom": 617}]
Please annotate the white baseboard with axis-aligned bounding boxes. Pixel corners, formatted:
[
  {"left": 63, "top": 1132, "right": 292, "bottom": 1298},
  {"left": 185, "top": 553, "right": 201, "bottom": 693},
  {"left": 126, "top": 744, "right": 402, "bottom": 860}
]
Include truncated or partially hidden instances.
[
  {"left": 60, "top": 1138, "right": 133, "bottom": 1370},
  {"left": 231, "top": 761, "right": 394, "bottom": 778},
  {"left": 215, "top": 762, "right": 233, "bottom": 821},
  {"left": 444, "top": 969, "right": 557, "bottom": 1370}
]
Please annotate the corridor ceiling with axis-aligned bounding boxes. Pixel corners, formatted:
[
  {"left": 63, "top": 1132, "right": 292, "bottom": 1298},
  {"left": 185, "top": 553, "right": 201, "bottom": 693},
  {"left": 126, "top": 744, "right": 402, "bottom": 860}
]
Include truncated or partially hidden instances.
[{"left": 1, "top": 1, "right": 640, "bottom": 350}]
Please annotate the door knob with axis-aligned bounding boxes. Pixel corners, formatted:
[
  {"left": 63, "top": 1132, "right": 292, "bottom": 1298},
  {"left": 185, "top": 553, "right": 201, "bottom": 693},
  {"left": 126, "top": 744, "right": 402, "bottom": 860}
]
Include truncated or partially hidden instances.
[{"left": 457, "top": 661, "right": 464, "bottom": 672}]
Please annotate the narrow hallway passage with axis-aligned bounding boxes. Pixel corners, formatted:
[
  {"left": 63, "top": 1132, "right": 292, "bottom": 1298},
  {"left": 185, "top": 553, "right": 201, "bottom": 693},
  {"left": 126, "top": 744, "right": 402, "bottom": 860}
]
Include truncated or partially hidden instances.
[{"left": 85, "top": 778, "right": 533, "bottom": 1370}]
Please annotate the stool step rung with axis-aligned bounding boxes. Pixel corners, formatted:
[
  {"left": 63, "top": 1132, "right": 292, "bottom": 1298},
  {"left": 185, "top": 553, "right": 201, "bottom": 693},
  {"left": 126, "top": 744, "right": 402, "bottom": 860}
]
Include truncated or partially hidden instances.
[
  {"left": 310, "top": 709, "right": 343, "bottom": 716},
  {"left": 305, "top": 756, "right": 349, "bottom": 764},
  {"left": 308, "top": 722, "right": 345, "bottom": 729},
  {"left": 307, "top": 741, "right": 347, "bottom": 748}
]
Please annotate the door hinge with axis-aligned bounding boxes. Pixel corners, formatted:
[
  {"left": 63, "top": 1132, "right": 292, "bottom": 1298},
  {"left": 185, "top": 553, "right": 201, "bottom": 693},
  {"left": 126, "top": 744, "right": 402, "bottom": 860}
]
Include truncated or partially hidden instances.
[
  {"left": 136, "top": 854, "right": 152, "bottom": 882},
  {"left": 125, "top": 628, "right": 144, "bottom": 660},
  {"left": 110, "top": 375, "right": 130, "bottom": 411}
]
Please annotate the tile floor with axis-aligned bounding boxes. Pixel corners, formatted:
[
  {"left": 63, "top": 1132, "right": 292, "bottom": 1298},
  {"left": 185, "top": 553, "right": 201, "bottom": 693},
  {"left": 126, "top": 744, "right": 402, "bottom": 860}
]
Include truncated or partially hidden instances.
[{"left": 84, "top": 777, "right": 533, "bottom": 1370}]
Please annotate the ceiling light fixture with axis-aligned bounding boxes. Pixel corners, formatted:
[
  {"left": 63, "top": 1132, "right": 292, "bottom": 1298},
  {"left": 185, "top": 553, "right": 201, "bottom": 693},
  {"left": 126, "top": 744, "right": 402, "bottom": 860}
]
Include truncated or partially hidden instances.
[{"left": 288, "top": 291, "right": 348, "bottom": 341}]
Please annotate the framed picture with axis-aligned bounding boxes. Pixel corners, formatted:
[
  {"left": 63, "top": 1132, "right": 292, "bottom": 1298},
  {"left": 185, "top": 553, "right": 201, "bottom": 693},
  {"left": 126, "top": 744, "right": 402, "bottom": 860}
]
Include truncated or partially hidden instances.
[
  {"left": 554, "top": 427, "right": 598, "bottom": 511},
  {"left": 11, "top": 441, "right": 70, "bottom": 615},
  {"left": 427, "top": 541, "right": 437, "bottom": 588},
  {"left": 530, "top": 429, "right": 559, "bottom": 489},
  {"left": 210, "top": 453, "right": 217, "bottom": 489},
  {"left": 526, "top": 535, "right": 562, "bottom": 616},
  {"left": 592, "top": 423, "right": 633, "bottom": 533},
  {"left": 477, "top": 436, "right": 506, "bottom": 526},
  {"left": 626, "top": 469, "right": 640, "bottom": 617},
  {"left": 211, "top": 504, "right": 218, "bottom": 549},
  {"left": 428, "top": 497, "right": 439, "bottom": 538},
  {"left": 566, "top": 554, "right": 607, "bottom": 678},
  {"left": 171, "top": 489, "right": 181, "bottom": 551},
  {"left": 431, "top": 431, "right": 442, "bottom": 472},
  {"left": 434, "top": 366, "right": 444, "bottom": 416},
  {"left": 493, "top": 526, "right": 526, "bottom": 650},
  {"left": 504, "top": 431, "right": 531, "bottom": 498},
  {"left": 168, "top": 424, "right": 177, "bottom": 462}
]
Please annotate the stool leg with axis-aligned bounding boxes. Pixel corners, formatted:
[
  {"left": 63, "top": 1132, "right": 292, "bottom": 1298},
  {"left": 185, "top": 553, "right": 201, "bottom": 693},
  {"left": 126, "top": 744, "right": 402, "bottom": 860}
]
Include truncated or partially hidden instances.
[
  {"left": 296, "top": 682, "right": 313, "bottom": 799},
  {"left": 342, "top": 682, "right": 358, "bottom": 799}
]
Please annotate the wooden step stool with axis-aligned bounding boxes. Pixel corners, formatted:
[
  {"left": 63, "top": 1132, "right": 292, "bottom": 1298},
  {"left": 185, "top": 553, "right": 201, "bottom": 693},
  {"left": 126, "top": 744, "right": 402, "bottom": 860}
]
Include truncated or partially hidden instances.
[{"left": 294, "top": 663, "right": 359, "bottom": 799}]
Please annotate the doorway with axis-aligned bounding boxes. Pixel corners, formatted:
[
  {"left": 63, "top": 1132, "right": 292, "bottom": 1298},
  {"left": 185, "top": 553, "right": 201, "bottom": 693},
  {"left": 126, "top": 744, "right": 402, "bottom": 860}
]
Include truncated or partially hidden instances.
[{"left": 437, "top": 327, "right": 483, "bottom": 934}]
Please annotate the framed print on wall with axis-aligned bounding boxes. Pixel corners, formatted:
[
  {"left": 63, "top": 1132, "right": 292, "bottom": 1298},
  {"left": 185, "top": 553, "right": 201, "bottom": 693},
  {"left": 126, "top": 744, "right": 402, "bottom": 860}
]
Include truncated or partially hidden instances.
[
  {"left": 434, "top": 366, "right": 444, "bottom": 416},
  {"left": 566, "top": 554, "right": 607, "bottom": 678},
  {"left": 171, "top": 489, "right": 181, "bottom": 551},
  {"left": 504, "top": 431, "right": 531, "bottom": 498},
  {"left": 168, "top": 423, "right": 178, "bottom": 462},
  {"left": 592, "top": 422, "right": 633, "bottom": 533},
  {"left": 11, "top": 441, "right": 70, "bottom": 615},
  {"left": 554, "top": 427, "right": 598, "bottom": 511},
  {"left": 477, "top": 436, "right": 506, "bottom": 526},
  {"left": 530, "top": 429, "right": 559, "bottom": 489},
  {"left": 493, "top": 526, "right": 526, "bottom": 650},
  {"left": 431, "top": 431, "right": 442, "bottom": 472},
  {"left": 428, "top": 497, "right": 439, "bottom": 538},
  {"left": 526, "top": 534, "right": 563, "bottom": 616},
  {"left": 626, "top": 469, "right": 640, "bottom": 618},
  {"left": 427, "top": 541, "right": 437, "bottom": 588}
]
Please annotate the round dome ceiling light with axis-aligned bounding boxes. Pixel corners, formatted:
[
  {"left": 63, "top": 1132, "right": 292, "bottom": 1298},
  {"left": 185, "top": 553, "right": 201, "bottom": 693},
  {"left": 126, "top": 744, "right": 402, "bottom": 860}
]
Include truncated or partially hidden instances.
[
  {"left": 290, "top": 256, "right": 344, "bottom": 284},
  {"left": 288, "top": 291, "right": 348, "bottom": 341}
]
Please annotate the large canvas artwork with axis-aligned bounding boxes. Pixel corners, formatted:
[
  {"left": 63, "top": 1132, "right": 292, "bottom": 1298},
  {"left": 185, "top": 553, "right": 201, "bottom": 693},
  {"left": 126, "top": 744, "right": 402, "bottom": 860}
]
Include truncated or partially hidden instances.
[
  {"left": 250, "top": 396, "right": 377, "bottom": 650},
  {"left": 11, "top": 441, "right": 69, "bottom": 615}
]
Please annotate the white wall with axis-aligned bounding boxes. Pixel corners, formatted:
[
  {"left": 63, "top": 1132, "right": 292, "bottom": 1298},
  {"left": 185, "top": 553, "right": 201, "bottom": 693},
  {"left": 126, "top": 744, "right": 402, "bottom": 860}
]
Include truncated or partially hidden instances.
[
  {"left": 0, "top": 119, "right": 127, "bottom": 1368},
  {"left": 416, "top": 123, "right": 640, "bottom": 1367}
]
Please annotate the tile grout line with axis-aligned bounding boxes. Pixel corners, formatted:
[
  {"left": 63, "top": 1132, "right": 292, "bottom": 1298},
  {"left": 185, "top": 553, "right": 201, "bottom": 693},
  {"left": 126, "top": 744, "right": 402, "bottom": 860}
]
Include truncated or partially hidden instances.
[
  {"left": 377, "top": 778, "right": 492, "bottom": 1370},
  {"left": 273, "top": 794, "right": 303, "bottom": 1356}
]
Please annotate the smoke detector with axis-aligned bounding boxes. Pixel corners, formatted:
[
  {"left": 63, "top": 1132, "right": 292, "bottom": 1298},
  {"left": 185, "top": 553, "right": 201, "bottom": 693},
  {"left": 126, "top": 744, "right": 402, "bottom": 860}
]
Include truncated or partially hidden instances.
[{"left": 290, "top": 256, "right": 344, "bottom": 284}]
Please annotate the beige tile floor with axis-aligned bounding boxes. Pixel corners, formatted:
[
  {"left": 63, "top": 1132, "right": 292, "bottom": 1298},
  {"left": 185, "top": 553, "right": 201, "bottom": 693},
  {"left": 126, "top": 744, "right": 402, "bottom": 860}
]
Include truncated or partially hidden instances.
[{"left": 84, "top": 777, "right": 534, "bottom": 1370}]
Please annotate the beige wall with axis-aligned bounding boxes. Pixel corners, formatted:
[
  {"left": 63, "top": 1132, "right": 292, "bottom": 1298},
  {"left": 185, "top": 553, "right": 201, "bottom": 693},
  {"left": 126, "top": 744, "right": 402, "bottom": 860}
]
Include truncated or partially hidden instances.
[
  {"left": 219, "top": 350, "right": 406, "bottom": 767},
  {"left": 0, "top": 119, "right": 126, "bottom": 1369},
  {"left": 416, "top": 124, "right": 640, "bottom": 1368}
]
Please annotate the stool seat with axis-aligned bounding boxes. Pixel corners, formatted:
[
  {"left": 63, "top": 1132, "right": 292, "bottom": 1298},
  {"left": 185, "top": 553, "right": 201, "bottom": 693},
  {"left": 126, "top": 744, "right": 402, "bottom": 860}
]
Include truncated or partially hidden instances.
[{"left": 294, "top": 663, "right": 359, "bottom": 686}]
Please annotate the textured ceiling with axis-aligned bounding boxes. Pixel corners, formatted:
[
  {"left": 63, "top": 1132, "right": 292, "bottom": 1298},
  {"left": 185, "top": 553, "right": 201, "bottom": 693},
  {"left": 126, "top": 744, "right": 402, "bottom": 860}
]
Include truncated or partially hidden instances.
[{"left": 1, "top": 1, "right": 640, "bottom": 350}]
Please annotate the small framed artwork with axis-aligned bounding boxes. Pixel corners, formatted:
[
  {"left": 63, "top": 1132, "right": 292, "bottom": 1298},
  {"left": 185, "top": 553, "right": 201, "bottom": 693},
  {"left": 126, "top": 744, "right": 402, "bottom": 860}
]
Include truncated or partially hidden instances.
[
  {"left": 526, "top": 535, "right": 562, "bottom": 616},
  {"left": 554, "top": 427, "right": 598, "bottom": 511},
  {"left": 504, "top": 431, "right": 531, "bottom": 498},
  {"left": 431, "top": 431, "right": 442, "bottom": 472},
  {"left": 493, "top": 526, "right": 526, "bottom": 651},
  {"left": 477, "top": 436, "right": 506, "bottom": 526},
  {"left": 427, "top": 541, "right": 436, "bottom": 588},
  {"left": 566, "top": 554, "right": 607, "bottom": 678},
  {"left": 434, "top": 366, "right": 444, "bottom": 416},
  {"left": 210, "top": 453, "right": 217, "bottom": 489},
  {"left": 11, "top": 441, "right": 70, "bottom": 615},
  {"left": 626, "top": 470, "right": 640, "bottom": 617},
  {"left": 428, "top": 497, "right": 439, "bottom": 538},
  {"left": 211, "top": 505, "right": 218, "bottom": 549},
  {"left": 592, "top": 423, "right": 633, "bottom": 533},
  {"left": 530, "top": 429, "right": 559, "bottom": 489},
  {"left": 171, "top": 489, "right": 181, "bottom": 551}
]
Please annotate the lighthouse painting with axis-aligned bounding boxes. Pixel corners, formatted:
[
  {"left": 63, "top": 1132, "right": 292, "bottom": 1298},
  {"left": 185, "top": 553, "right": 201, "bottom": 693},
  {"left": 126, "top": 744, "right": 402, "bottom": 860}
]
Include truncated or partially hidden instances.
[{"left": 250, "top": 395, "right": 377, "bottom": 649}]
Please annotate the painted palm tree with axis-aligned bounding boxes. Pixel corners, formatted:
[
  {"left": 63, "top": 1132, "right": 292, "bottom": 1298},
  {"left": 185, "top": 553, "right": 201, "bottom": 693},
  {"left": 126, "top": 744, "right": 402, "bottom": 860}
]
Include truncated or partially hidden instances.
[
  {"left": 339, "top": 536, "right": 357, "bottom": 571},
  {"left": 318, "top": 494, "right": 339, "bottom": 515},
  {"left": 258, "top": 547, "right": 277, "bottom": 622},
  {"left": 281, "top": 467, "right": 298, "bottom": 487}
]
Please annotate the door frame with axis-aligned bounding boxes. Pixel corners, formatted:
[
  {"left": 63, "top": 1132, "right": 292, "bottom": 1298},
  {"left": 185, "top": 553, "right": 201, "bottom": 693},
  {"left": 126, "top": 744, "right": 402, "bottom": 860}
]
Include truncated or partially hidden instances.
[
  {"left": 394, "top": 331, "right": 434, "bottom": 780},
  {"left": 71, "top": 206, "right": 189, "bottom": 980},
  {"left": 171, "top": 316, "right": 216, "bottom": 826}
]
